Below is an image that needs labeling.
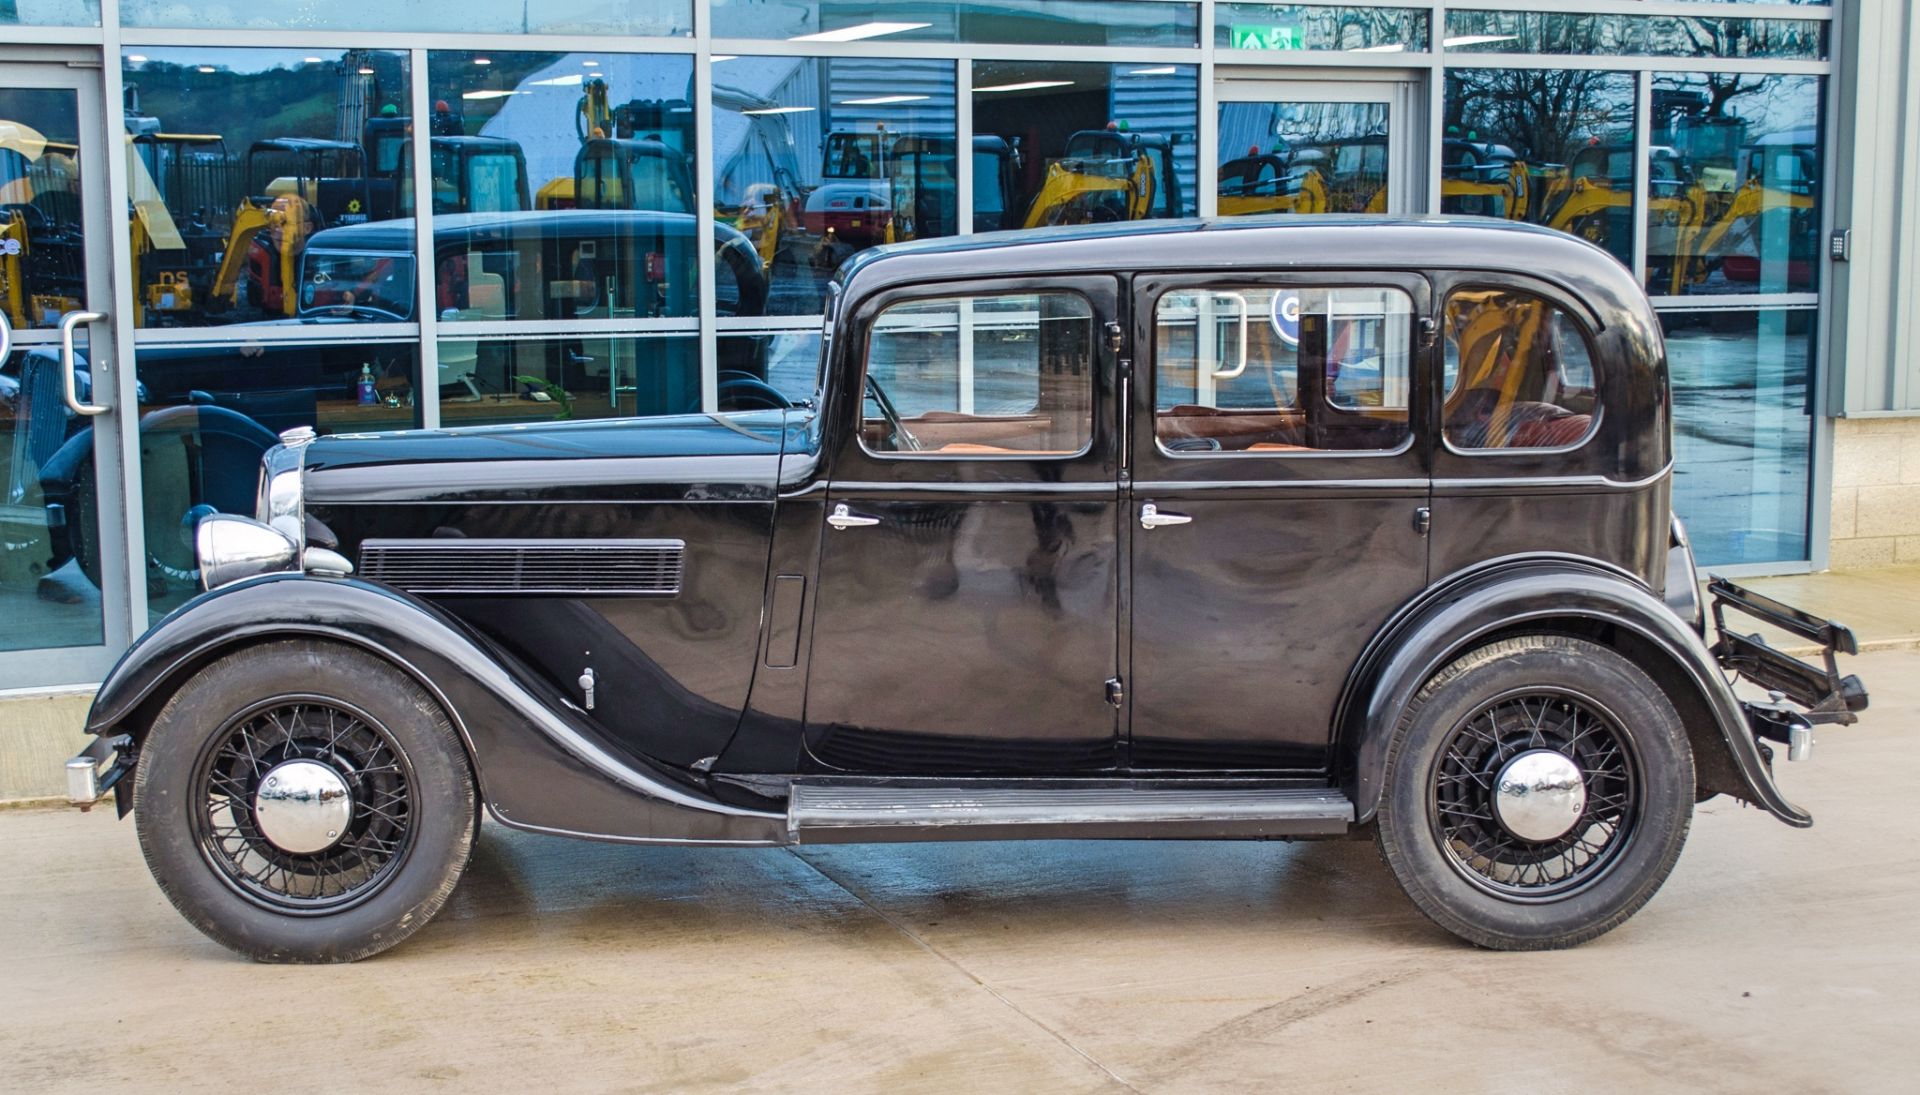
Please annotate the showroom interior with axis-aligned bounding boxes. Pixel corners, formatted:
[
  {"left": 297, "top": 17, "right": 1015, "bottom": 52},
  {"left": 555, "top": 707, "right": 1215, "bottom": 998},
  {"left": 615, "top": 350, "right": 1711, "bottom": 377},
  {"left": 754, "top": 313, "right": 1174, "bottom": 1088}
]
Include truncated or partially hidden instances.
[{"left": 2, "top": 0, "right": 1911, "bottom": 689}]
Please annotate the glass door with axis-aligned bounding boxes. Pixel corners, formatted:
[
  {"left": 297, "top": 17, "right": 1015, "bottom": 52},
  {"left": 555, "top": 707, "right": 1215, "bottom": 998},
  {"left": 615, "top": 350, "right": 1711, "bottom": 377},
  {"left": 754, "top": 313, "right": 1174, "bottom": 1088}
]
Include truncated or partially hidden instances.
[
  {"left": 1214, "top": 79, "right": 1418, "bottom": 217},
  {"left": 0, "top": 61, "right": 134, "bottom": 687}
]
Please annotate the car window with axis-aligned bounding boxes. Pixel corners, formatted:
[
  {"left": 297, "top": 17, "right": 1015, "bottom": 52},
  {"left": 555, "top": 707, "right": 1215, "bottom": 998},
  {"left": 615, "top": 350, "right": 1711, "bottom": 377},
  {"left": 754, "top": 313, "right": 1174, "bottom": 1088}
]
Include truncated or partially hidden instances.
[
  {"left": 1442, "top": 288, "right": 1600, "bottom": 451},
  {"left": 1154, "top": 285, "right": 1413, "bottom": 454},
  {"left": 862, "top": 290, "right": 1094, "bottom": 458}
]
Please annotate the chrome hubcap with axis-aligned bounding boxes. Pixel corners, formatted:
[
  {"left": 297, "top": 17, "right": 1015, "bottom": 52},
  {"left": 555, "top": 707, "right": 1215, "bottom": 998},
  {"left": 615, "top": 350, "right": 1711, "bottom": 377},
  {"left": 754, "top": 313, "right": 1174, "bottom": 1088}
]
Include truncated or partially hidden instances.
[
  {"left": 252, "top": 759, "right": 354, "bottom": 855},
  {"left": 1491, "top": 749, "right": 1587, "bottom": 843}
]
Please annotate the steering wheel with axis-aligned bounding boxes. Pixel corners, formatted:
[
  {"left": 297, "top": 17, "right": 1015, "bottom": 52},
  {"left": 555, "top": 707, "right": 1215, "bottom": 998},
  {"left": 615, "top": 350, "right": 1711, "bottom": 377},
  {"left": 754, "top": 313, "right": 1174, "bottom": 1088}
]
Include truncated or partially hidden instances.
[
  {"left": 716, "top": 375, "right": 793, "bottom": 412},
  {"left": 864, "top": 374, "right": 920, "bottom": 452}
]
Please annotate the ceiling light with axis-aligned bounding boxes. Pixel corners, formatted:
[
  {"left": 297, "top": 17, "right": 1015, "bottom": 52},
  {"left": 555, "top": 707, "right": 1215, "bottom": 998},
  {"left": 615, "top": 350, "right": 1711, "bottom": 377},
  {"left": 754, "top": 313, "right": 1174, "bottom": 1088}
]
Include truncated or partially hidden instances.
[
  {"left": 358, "top": 67, "right": 376, "bottom": 75},
  {"left": 974, "top": 80, "right": 1073, "bottom": 93},
  {"left": 789, "top": 21, "right": 930, "bottom": 43},
  {"left": 1128, "top": 66, "right": 1177, "bottom": 76},
  {"left": 581, "top": 60, "right": 599, "bottom": 67},
  {"left": 127, "top": 54, "right": 147, "bottom": 63},
  {"left": 304, "top": 56, "right": 323, "bottom": 63},
  {"left": 1441, "top": 34, "right": 1518, "bottom": 48},
  {"left": 840, "top": 95, "right": 929, "bottom": 105},
  {"left": 530, "top": 73, "right": 586, "bottom": 86},
  {"left": 1353, "top": 44, "right": 1407, "bottom": 53},
  {"left": 473, "top": 57, "right": 492, "bottom": 65},
  {"left": 711, "top": 54, "right": 738, "bottom": 62},
  {"left": 743, "top": 106, "right": 815, "bottom": 116},
  {"left": 462, "top": 90, "right": 520, "bottom": 100},
  {"left": 197, "top": 66, "right": 216, "bottom": 73}
]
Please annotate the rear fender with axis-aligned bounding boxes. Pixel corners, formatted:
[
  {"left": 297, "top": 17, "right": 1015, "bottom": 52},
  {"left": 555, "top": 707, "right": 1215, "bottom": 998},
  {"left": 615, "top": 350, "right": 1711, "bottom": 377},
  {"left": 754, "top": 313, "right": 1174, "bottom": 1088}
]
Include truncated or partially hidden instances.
[
  {"left": 86, "top": 574, "right": 785, "bottom": 845},
  {"left": 1336, "top": 558, "right": 1810, "bottom": 829}
]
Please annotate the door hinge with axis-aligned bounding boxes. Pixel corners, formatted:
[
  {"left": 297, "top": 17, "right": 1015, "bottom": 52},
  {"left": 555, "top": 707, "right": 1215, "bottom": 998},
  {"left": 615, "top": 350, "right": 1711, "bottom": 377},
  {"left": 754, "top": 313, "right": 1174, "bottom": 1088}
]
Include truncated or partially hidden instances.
[
  {"left": 1418, "top": 316, "right": 1438, "bottom": 349},
  {"left": 1413, "top": 506, "right": 1432, "bottom": 537},
  {"left": 1105, "top": 320, "right": 1124, "bottom": 354},
  {"left": 1106, "top": 677, "right": 1124, "bottom": 708}
]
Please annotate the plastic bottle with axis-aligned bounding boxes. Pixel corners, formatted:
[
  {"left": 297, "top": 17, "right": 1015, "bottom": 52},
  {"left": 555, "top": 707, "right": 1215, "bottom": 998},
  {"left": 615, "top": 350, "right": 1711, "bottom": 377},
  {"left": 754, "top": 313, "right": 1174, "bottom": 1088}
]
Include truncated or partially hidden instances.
[{"left": 358, "top": 363, "right": 378, "bottom": 406}]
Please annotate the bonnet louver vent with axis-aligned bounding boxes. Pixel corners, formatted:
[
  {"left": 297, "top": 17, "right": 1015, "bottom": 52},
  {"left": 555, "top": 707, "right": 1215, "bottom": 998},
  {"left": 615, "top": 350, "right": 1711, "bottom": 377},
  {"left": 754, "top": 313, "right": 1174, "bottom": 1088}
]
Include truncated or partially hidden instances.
[{"left": 358, "top": 538, "right": 684, "bottom": 596}]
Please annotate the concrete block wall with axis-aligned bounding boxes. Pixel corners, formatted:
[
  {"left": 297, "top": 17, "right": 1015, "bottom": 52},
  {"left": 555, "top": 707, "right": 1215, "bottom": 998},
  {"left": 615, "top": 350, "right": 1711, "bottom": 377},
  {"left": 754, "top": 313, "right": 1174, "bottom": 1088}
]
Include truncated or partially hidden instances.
[{"left": 1829, "top": 417, "right": 1920, "bottom": 569}]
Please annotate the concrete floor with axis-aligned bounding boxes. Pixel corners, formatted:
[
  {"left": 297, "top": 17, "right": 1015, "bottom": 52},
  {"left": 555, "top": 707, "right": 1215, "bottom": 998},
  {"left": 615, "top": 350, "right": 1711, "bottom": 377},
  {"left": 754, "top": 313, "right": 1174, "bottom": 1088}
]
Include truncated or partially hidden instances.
[{"left": 3, "top": 648, "right": 1915, "bottom": 1094}]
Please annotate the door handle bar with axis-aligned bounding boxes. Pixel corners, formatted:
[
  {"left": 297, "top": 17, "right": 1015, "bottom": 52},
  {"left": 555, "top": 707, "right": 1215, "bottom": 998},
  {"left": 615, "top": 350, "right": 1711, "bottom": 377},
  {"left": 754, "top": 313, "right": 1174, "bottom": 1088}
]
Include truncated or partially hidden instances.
[
  {"left": 827, "top": 503, "right": 880, "bottom": 530},
  {"left": 1209, "top": 291, "right": 1251, "bottom": 380},
  {"left": 59, "top": 310, "right": 110, "bottom": 417},
  {"left": 1140, "top": 503, "right": 1192, "bottom": 530}
]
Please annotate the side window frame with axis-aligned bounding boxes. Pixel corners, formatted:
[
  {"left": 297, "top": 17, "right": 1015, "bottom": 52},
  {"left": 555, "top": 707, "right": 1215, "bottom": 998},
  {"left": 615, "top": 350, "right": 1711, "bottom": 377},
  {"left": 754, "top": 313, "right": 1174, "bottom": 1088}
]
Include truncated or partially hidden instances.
[
  {"left": 1143, "top": 273, "right": 1427, "bottom": 462},
  {"left": 1438, "top": 280, "right": 1607, "bottom": 458},
  {"left": 825, "top": 273, "right": 1120, "bottom": 487}
]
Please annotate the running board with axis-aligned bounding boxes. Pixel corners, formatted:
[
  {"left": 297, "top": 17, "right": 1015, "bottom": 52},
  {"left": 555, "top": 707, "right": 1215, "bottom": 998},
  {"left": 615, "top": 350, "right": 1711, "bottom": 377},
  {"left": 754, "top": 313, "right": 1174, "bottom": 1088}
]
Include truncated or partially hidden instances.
[{"left": 787, "top": 784, "right": 1355, "bottom": 844}]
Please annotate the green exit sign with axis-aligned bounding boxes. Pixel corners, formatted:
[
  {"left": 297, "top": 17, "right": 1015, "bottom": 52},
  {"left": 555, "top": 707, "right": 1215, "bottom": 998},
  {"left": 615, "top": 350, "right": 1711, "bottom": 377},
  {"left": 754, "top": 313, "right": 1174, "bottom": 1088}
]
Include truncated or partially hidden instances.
[{"left": 1231, "top": 24, "right": 1303, "bottom": 50}]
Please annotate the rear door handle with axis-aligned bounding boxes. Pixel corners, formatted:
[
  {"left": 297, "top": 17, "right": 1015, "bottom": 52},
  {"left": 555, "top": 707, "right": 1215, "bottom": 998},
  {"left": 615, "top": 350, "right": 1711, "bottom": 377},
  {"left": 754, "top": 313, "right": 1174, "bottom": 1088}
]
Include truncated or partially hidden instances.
[
  {"left": 1140, "top": 503, "right": 1192, "bottom": 530},
  {"left": 827, "top": 503, "right": 880, "bottom": 530}
]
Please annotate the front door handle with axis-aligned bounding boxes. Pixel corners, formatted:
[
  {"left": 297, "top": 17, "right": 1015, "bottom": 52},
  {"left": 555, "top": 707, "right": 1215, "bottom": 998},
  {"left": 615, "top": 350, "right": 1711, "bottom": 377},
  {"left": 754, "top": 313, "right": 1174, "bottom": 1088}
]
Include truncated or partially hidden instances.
[
  {"left": 59, "top": 311, "right": 110, "bottom": 417},
  {"left": 827, "top": 503, "right": 880, "bottom": 530},
  {"left": 1140, "top": 503, "right": 1193, "bottom": 530}
]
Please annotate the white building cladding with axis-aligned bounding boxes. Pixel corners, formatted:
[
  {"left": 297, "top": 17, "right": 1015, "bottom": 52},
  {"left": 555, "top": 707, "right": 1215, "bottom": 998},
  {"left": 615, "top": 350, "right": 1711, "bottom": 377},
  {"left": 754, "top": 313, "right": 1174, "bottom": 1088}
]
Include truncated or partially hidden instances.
[{"left": 0, "top": 0, "right": 1875, "bottom": 688}]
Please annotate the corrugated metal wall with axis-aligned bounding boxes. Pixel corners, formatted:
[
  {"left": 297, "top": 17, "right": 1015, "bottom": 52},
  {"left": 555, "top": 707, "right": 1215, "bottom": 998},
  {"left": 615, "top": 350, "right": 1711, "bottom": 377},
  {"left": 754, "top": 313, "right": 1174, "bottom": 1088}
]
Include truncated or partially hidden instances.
[{"left": 1833, "top": 0, "right": 1920, "bottom": 416}]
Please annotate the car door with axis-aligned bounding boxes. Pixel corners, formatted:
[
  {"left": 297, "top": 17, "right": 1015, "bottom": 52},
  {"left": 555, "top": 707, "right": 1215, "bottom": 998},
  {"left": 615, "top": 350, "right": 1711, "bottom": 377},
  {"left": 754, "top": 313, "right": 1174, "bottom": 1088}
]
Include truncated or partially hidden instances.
[
  {"left": 804, "top": 277, "right": 1122, "bottom": 773},
  {"left": 1127, "top": 273, "right": 1433, "bottom": 772}
]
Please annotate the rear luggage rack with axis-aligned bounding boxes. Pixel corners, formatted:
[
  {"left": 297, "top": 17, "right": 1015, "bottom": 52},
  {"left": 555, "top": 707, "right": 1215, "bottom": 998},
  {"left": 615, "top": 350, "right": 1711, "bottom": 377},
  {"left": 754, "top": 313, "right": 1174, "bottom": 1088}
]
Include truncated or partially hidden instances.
[{"left": 1707, "top": 577, "right": 1869, "bottom": 758}]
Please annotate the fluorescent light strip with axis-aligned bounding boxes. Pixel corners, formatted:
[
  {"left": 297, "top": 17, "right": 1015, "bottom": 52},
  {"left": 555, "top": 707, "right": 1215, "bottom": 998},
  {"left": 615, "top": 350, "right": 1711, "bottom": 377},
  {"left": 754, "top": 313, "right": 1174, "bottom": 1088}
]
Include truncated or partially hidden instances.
[
  {"left": 462, "top": 90, "right": 520, "bottom": 100},
  {"left": 1352, "top": 43, "right": 1407, "bottom": 53},
  {"left": 789, "top": 21, "right": 930, "bottom": 43},
  {"left": 1441, "top": 34, "right": 1518, "bottom": 48},
  {"left": 974, "top": 80, "right": 1074, "bottom": 93},
  {"left": 743, "top": 106, "right": 816, "bottom": 116},
  {"left": 1128, "top": 67, "right": 1177, "bottom": 76},
  {"left": 840, "top": 95, "right": 929, "bottom": 105}
]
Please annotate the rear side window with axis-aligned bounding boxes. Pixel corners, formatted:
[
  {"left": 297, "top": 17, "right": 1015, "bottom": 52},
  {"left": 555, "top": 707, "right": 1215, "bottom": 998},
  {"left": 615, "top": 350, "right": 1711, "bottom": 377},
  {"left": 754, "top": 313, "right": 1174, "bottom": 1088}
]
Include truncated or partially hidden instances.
[
  {"left": 1442, "top": 288, "right": 1600, "bottom": 451},
  {"left": 1154, "top": 285, "right": 1414, "bottom": 454},
  {"left": 861, "top": 291, "right": 1094, "bottom": 457}
]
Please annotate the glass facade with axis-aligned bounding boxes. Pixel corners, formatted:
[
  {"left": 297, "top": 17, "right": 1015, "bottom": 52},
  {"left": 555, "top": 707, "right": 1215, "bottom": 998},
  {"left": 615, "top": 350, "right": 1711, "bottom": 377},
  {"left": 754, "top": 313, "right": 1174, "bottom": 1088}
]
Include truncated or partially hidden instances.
[{"left": 0, "top": 0, "right": 1846, "bottom": 678}]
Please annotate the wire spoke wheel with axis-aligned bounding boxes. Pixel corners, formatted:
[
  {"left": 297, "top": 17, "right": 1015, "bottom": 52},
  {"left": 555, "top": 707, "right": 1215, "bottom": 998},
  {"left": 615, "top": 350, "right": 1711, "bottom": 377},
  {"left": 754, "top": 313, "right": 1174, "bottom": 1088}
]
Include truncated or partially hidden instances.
[
  {"left": 1427, "top": 687, "right": 1640, "bottom": 901},
  {"left": 188, "top": 695, "right": 417, "bottom": 915}
]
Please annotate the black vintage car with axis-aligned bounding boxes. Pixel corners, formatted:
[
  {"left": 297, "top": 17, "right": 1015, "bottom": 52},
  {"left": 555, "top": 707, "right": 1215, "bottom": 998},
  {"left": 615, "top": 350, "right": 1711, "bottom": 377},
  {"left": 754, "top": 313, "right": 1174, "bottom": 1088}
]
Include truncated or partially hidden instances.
[{"left": 67, "top": 217, "right": 1868, "bottom": 962}]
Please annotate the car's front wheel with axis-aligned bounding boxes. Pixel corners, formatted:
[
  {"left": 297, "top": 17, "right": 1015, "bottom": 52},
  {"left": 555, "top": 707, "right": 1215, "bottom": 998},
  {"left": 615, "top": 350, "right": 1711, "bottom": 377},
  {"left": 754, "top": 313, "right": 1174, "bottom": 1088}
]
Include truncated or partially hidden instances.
[
  {"left": 133, "top": 639, "right": 476, "bottom": 962},
  {"left": 1376, "top": 634, "right": 1694, "bottom": 950}
]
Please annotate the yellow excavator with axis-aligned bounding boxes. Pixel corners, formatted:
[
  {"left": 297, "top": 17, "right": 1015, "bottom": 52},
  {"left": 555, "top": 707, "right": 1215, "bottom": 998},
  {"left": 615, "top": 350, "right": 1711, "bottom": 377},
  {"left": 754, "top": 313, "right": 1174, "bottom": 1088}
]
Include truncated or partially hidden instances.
[
  {"left": 1023, "top": 125, "right": 1183, "bottom": 228},
  {"left": 0, "top": 131, "right": 84, "bottom": 330},
  {"left": 1216, "top": 147, "right": 1328, "bottom": 217},
  {"left": 1439, "top": 138, "right": 1534, "bottom": 222}
]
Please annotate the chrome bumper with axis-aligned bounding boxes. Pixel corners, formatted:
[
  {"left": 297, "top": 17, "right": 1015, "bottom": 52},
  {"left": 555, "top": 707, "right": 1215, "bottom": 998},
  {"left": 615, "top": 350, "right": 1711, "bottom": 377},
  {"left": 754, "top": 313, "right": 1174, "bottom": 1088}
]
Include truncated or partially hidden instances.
[{"left": 65, "top": 734, "right": 133, "bottom": 812}]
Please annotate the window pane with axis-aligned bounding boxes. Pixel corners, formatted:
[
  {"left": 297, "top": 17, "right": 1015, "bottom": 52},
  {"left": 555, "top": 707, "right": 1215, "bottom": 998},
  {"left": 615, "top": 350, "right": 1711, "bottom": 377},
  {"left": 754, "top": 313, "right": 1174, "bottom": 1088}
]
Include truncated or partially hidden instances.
[
  {"left": 1154, "top": 286, "right": 1412, "bottom": 453},
  {"left": 132, "top": 340, "right": 422, "bottom": 618},
  {"left": 1664, "top": 309, "right": 1812, "bottom": 566},
  {"left": 721, "top": 329, "right": 824, "bottom": 408},
  {"left": 1, "top": 0, "right": 97, "bottom": 26},
  {"left": 0, "top": 338, "right": 105, "bottom": 649},
  {"left": 1443, "top": 11, "right": 1826, "bottom": 60},
  {"left": 863, "top": 291, "right": 1093, "bottom": 457},
  {"left": 1647, "top": 74, "right": 1822, "bottom": 297},
  {"left": 1218, "top": 100, "right": 1391, "bottom": 215},
  {"left": 0, "top": 87, "right": 85, "bottom": 332},
  {"left": 427, "top": 52, "right": 721, "bottom": 324},
  {"left": 1443, "top": 69, "right": 1638, "bottom": 269},
  {"left": 1442, "top": 288, "right": 1600, "bottom": 450},
  {"left": 121, "top": 0, "right": 690, "bottom": 35},
  {"left": 710, "top": 0, "right": 1198, "bottom": 47},
  {"left": 713, "top": 56, "right": 956, "bottom": 317},
  {"left": 1216, "top": 4, "right": 1428, "bottom": 53},
  {"left": 123, "top": 49, "right": 412, "bottom": 329},
  {"left": 973, "top": 61, "right": 1199, "bottom": 232},
  {"left": 437, "top": 334, "right": 698, "bottom": 426}
]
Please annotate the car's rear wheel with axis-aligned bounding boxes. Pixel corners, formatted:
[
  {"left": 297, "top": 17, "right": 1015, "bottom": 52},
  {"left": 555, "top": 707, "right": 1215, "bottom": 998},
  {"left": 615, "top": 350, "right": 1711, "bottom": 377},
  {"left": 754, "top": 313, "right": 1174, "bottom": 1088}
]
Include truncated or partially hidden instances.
[
  {"left": 133, "top": 639, "right": 476, "bottom": 962},
  {"left": 1376, "top": 635, "right": 1693, "bottom": 950}
]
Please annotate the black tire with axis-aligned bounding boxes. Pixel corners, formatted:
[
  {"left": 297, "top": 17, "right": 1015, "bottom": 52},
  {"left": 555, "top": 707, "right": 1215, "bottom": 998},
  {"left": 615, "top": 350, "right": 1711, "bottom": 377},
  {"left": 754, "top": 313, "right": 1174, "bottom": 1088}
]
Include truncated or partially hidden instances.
[
  {"left": 133, "top": 639, "right": 476, "bottom": 963},
  {"left": 1376, "top": 635, "right": 1693, "bottom": 950}
]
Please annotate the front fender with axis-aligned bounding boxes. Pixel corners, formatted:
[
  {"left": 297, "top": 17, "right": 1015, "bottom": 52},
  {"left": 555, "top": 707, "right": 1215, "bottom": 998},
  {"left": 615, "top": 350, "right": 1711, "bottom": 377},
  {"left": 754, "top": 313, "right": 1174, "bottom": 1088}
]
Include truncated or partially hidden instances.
[
  {"left": 87, "top": 574, "right": 786, "bottom": 845},
  {"left": 1338, "top": 558, "right": 1809, "bottom": 829}
]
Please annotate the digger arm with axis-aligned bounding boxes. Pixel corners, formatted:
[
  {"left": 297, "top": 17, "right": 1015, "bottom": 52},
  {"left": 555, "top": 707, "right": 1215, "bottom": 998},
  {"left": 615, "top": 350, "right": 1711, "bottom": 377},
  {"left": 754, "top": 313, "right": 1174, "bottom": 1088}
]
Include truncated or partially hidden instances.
[{"left": 209, "top": 200, "right": 274, "bottom": 307}]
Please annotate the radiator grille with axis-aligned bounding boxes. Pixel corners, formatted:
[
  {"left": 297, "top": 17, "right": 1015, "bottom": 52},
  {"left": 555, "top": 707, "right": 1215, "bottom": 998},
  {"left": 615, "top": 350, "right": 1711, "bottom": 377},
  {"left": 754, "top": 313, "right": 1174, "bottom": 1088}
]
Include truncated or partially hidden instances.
[{"left": 358, "top": 538, "right": 684, "bottom": 596}]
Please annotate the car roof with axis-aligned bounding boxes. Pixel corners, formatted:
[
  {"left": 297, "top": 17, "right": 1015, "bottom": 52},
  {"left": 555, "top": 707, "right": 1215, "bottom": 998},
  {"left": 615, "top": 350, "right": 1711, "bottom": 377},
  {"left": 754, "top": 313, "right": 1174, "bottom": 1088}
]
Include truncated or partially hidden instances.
[
  {"left": 304, "top": 208, "right": 707, "bottom": 250},
  {"left": 837, "top": 215, "right": 1645, "bottom": 325}
]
